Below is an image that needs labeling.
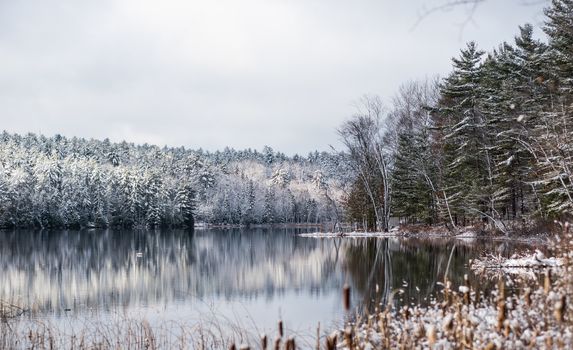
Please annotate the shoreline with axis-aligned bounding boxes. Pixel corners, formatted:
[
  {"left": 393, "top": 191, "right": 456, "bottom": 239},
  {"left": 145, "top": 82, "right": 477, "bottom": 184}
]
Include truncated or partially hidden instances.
[{"left": 298, "top": 227, "right": 551, "bottom": 245}]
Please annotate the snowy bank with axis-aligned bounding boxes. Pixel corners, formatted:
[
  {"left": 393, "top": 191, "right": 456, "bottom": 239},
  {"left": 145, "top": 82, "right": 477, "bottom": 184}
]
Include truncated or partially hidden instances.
[
  {"left": 471, "top": 250, "right": 563, "bottom": 280},
  {"left": 298, "top": 231, "right": 401, "bottom": 238}
]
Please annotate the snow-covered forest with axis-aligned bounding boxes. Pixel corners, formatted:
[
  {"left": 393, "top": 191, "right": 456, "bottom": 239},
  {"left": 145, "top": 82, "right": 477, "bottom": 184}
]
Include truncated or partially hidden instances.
[
  {"left": 1, "top": 1, "right": 571, "bottom": 233},
  {"left": 341, "top": 0, "right": 573, "bottom": 232},
  {"left": 0, "top": 132, "right": 347, "bottom": 228}
]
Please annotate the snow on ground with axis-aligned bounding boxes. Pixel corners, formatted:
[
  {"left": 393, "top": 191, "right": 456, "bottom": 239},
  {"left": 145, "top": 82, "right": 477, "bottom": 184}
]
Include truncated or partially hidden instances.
[
  {"left": 299, "top": 226, "right": 472, "bottom": 238},
  {"left": 298, "top": 231, "right": 400, "bottom": 238},
  {"left": 471, "top": 250, "right": 563, "bottom": 280}
]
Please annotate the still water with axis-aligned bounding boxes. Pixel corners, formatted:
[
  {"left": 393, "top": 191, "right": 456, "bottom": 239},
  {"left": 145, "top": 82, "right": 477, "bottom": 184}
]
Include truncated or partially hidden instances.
[{"left": 0, "top": 228, "right": 527, "bottom": 336}]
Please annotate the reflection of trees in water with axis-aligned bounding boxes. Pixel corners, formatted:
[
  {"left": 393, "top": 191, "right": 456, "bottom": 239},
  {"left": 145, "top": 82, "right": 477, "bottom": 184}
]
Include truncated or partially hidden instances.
[
  {"left": 0, "top": 229, "right": 344, "bottom": 313},
  {"left": 342, "top": 238, "right": 514, "bottom": 310},
  {"left": 341, "top": 239, "right": 392, "bottom": 309},
  {"left": 0, "top": 229, "right": 196, "bottom": 313},
  {"left": 0, "top": 231, "right": 530, "bottom": 317}
]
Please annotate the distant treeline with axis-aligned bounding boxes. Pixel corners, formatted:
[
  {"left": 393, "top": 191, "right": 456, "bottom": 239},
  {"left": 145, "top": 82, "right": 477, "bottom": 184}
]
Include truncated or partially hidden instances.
[
  {"left": 340, "top": 0, "right": 573, "bottom": 232},
  {"left": 0, "top": 132, "right": 346, "bottom": 228}
]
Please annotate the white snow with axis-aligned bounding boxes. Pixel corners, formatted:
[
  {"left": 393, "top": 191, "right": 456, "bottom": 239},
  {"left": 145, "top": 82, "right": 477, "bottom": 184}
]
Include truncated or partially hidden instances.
[
  {"left": 471, "top": 250, "right": 563, "bottom": 279},
  {"left": 299, "top": 231, "right": 398, "bottom": 238}
]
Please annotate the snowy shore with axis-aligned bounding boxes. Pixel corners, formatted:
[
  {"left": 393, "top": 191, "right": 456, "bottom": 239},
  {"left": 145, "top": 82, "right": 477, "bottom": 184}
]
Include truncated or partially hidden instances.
[
  {"left": 298, "top": 227, "right": 550, "bottom": 245},
  {"left": 471, "top": 250, "right": 564, "bottom": 280}
]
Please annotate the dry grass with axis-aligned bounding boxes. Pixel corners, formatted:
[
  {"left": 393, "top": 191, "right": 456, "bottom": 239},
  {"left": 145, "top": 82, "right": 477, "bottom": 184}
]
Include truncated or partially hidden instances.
[
  {"left": 0, "top": 310, "right": 321, "bottom": 349},
  {"left": 329, "top": 222, "right": 573, "bottom": 349},
  {"left": 0, "top": 315, "right": 261, "bottom": 349}
]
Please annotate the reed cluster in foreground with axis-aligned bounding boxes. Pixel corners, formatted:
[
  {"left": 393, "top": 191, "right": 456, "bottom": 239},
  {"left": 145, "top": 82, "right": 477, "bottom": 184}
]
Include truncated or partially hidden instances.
[
  {"left": 329, "top": 224, "right": 573, "bottom": 349},
  {"left": 0, "top": 308, "right": 318, "bottom": 349}
]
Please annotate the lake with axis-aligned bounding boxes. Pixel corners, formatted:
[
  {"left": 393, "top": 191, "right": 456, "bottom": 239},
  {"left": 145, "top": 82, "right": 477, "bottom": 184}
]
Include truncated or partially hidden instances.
[{"left": 0, "top": 228, "right": 531, "bottom": 345}]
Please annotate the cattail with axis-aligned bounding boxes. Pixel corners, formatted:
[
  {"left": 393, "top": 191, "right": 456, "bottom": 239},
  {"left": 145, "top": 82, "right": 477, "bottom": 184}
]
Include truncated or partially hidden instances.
[
  {"left": 544, "top": 271, "right": 551, "bottom": 294},
  {"left": 316, "top": 323, "right": 320, "bottom": 350},
  {"left": 463, "top": 273, "right": 471, "bottom": 305},
  {"left": 229, "top": 344, "right": 237, "bottom": 350},
  {"left": 465, "top": 325, "right": 474, "bottom": 345},
  {"left": 414, "top": 322, "right": 425, "bottom": 339},
  {"left": 344, "top": 326, "right": 353, "bottom": 348},
  {"left": 497, "top": 300, "right": 506, "bottom": 331},
  {"left": 443, "top": 279, "right": 450, "bottom": 305},
  {"left": 455, "top": 305, "right": 463, "bottom": 324},
  {"left": 284, "top": 337, "right": 295, "bottom": 350},
  {"left": 278, "top": 320, "right": 284, "bottom": 338},
  {"left": 325, "top": 332, "right": 337, "bottom": 350},
  {"left": 503, "top": 320, "right": 511, "bottom": 338},
  {"left": 274, "top": 337, "right": 281, "bottom": 350},
  {"left": 261, "top": 334, "right": 268, "bottom": 350},
  {"left": 529, "top": 331, "right": 538, "bottom": 347},
  {"left": 554, "top": 295, "right": 566, "bottom": 323},
  {"left": 524, "top": 288, "right": 531, "bottom": 306},
  {"left": 459, "top": 285, "right": 470, "bottom": 305},
  {"left": 401, "top": 306, "right": 410, "bottom": 320},
  {"left": 427, "top": 325, "right": 436, "bottom": 346},
  {"left": 442, "top": 314, "right": 454, "bottom": 333},
  {"left": 498, "top": 279, "right": 505, "bottom": 302},
  {"left": 343, "top": 284, "right": 351, "bottom": 311}
]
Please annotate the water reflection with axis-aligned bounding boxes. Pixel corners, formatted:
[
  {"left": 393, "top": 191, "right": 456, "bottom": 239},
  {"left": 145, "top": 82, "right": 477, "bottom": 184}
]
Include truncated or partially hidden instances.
[
  {"left": 0, "top": 229, "right": 530, "bottom": 330},
  {"left": 342, "top": 238, "right": 513, "bottom": 310}
]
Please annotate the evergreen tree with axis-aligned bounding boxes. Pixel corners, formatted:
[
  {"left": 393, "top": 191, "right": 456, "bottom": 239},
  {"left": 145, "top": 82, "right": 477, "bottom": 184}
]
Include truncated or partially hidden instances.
[
  {"left": 392, "top": 132, "right": 436, "bottom": 224},
  {"left": 544, "top": 0, "right": 573, "bottom": 94},
  {"left": 535, "top": 0, "right": 573, "bottom": 215},
  {"left": 437, "top": 42, "right": 488, "bottom": 226},
  {"left": 176, "top": 182, "right": 196, "bottom": 228},
  {"left": 262, "top": 188, "right": 276, "bottom": 224}
]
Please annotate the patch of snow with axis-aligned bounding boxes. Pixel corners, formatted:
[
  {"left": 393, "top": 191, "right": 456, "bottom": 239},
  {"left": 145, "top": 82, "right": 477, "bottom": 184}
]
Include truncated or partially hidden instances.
[
  {"left": 299, "top": 231, "right": 398, "bottom": 238},
  {"left": 471, "top": 250, "right": 563, "bottom": 280}
]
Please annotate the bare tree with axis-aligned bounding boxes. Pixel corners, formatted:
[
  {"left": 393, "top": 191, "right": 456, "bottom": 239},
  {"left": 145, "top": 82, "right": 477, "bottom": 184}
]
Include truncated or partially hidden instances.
[
  {"left": 413, "top": 0, "right": 548, "bottom": 33},
  {"left": 339, "top": 96, "right": 392, "bottom": 232}
]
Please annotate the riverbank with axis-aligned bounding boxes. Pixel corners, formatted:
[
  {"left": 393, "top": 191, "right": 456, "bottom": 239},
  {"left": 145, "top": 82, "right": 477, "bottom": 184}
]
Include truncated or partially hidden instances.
[
  {"left": 195, "top": 222, "right": 325, "bottom": 229},
  {"left": 299, "top": 223, "right": 551, "bottom": 245}
]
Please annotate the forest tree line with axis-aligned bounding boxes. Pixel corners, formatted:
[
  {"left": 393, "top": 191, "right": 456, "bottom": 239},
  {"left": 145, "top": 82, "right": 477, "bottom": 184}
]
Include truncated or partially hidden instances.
[
  {"left": 2, "top": 0, "right": 571, "bottom": 233},
  {"left": 0, "top": 133, "right": 346, "bottom": 229},
  {"left": 340, "top": 0, "right": 573, "bottom": 233}
]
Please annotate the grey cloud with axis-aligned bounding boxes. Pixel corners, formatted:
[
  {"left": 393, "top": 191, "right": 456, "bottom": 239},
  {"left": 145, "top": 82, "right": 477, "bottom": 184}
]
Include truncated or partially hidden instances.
[{"left": 0, "top": 0, "right": 547, "bottom": 155}]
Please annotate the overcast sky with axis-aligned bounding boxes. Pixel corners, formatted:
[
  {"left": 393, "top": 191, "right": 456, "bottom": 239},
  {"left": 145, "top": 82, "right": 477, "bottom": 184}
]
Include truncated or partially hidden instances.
[{"left": 0, "top": 0, "right": 547, "bottom": 155}]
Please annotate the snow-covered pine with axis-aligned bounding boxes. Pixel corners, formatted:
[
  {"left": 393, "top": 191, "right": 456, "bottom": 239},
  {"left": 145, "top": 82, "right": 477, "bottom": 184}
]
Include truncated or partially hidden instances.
[
  {"left": 0, "top": 131, "right": 348, "bottom": 228},
  {"left": 340, "top": 2, "right": 572, "bottom": 231}
]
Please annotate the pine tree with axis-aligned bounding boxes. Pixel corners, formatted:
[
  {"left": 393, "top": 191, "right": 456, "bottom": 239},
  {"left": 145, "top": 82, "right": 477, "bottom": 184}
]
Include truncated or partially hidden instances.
[
  {"left": 535, "top": 0, "right": 573, "bottom": 215},
  {"left": 544, "top": 0, "right": 573, "bottom": 94},
  {"left": 176, "top": 182, "right": 196, "bottom": 228},
  {"left": 480, "top": 26, "right": 548, "bottom": 220},
  {"left": 392, "top": 131, "right": 436, "bottom": 224},
  {"left": 0, "top": 173, "right": 11, "bottom": 227},
  {"left": 243, "top": 180, "right": 256, "bottom": 224},
  {"left": 262, "top": 188, "right": 275, "bottom": 224},
  {"left": 437, "top": 41, "right": 488, "bottom": 226}
]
